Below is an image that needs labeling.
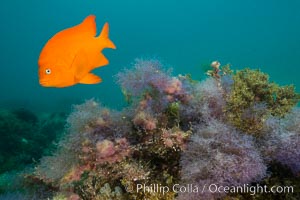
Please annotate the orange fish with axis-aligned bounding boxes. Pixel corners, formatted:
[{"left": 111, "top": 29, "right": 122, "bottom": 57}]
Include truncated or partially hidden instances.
[{"left": 38, "top": 15, "right": 116, "bottom": 87}]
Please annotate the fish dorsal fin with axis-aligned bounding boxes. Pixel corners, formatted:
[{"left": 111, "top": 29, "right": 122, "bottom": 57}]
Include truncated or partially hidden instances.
[{"left": 78, "top": 15, "right": 97, "bottom": 36}]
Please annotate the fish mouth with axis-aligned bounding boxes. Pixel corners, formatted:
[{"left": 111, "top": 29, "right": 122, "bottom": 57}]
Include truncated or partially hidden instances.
[{"left": 39, "top": 80, "right": 50, "bottom": 87}]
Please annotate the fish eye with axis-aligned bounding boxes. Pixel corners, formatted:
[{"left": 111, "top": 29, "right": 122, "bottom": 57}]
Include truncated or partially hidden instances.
[{"left": 45, "top": 68, "right": 51, "bottom": 75}]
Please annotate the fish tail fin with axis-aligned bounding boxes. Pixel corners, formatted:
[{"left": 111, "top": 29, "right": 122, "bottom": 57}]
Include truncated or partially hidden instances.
[{"left": 98, "top": 22, "right": 116, "bottom": 49}]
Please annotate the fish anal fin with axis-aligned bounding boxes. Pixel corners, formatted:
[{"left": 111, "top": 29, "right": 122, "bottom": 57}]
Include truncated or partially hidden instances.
[
  {"left": 79, "top": 73, "right": 102, "bottom": 84},
  {"left": 78, "top": 15, "right": 97, "bottom": 36}
]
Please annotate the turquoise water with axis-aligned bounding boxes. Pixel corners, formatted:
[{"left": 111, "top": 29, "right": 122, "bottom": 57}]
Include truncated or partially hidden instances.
[{"left": 0, "top": 0, "right": 299, "bottom": 112}]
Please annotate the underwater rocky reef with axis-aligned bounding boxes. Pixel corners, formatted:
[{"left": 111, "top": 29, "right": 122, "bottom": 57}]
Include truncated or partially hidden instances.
[
  {"left": 0, "top": 108, "right": 66, "bottom": 198},
  {"left": 2, "top": 59, "right": 299, "bottom": 200},
  {"left": 0, "top": 108, "right": 66, "bottom": 174}
]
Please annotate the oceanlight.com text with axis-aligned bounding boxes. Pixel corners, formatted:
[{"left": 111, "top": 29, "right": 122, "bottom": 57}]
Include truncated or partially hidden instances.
[
  {"left": 132, "top": 183, "right": 294, "bottom": 196},
  {"left": 207, "top": 183, "right": 294, "bottom": 196}
]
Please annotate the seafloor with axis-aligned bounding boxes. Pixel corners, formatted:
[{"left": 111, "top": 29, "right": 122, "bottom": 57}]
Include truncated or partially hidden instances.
[{"left": 0, "top": 59, "right": 299, "bottom": 200}]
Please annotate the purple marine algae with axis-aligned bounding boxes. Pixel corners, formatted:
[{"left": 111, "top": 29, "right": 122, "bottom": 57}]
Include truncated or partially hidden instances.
[
  {"left": 260, "top": 108, "right": 300, "bottom": 175},
  {"left": 178, "top": 120, "right": 267, "bottom": 200},
  {"left": 21, "top": 59, "right": 300, "bottom": 200}
]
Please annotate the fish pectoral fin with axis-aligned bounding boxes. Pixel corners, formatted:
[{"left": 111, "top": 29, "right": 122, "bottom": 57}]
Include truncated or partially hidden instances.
[
  {"left": 79, "top": 73, "right": 102, "bottom": 84},
  {"left": 72, "top": 49, "right": 91, "bottom": 80}
]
